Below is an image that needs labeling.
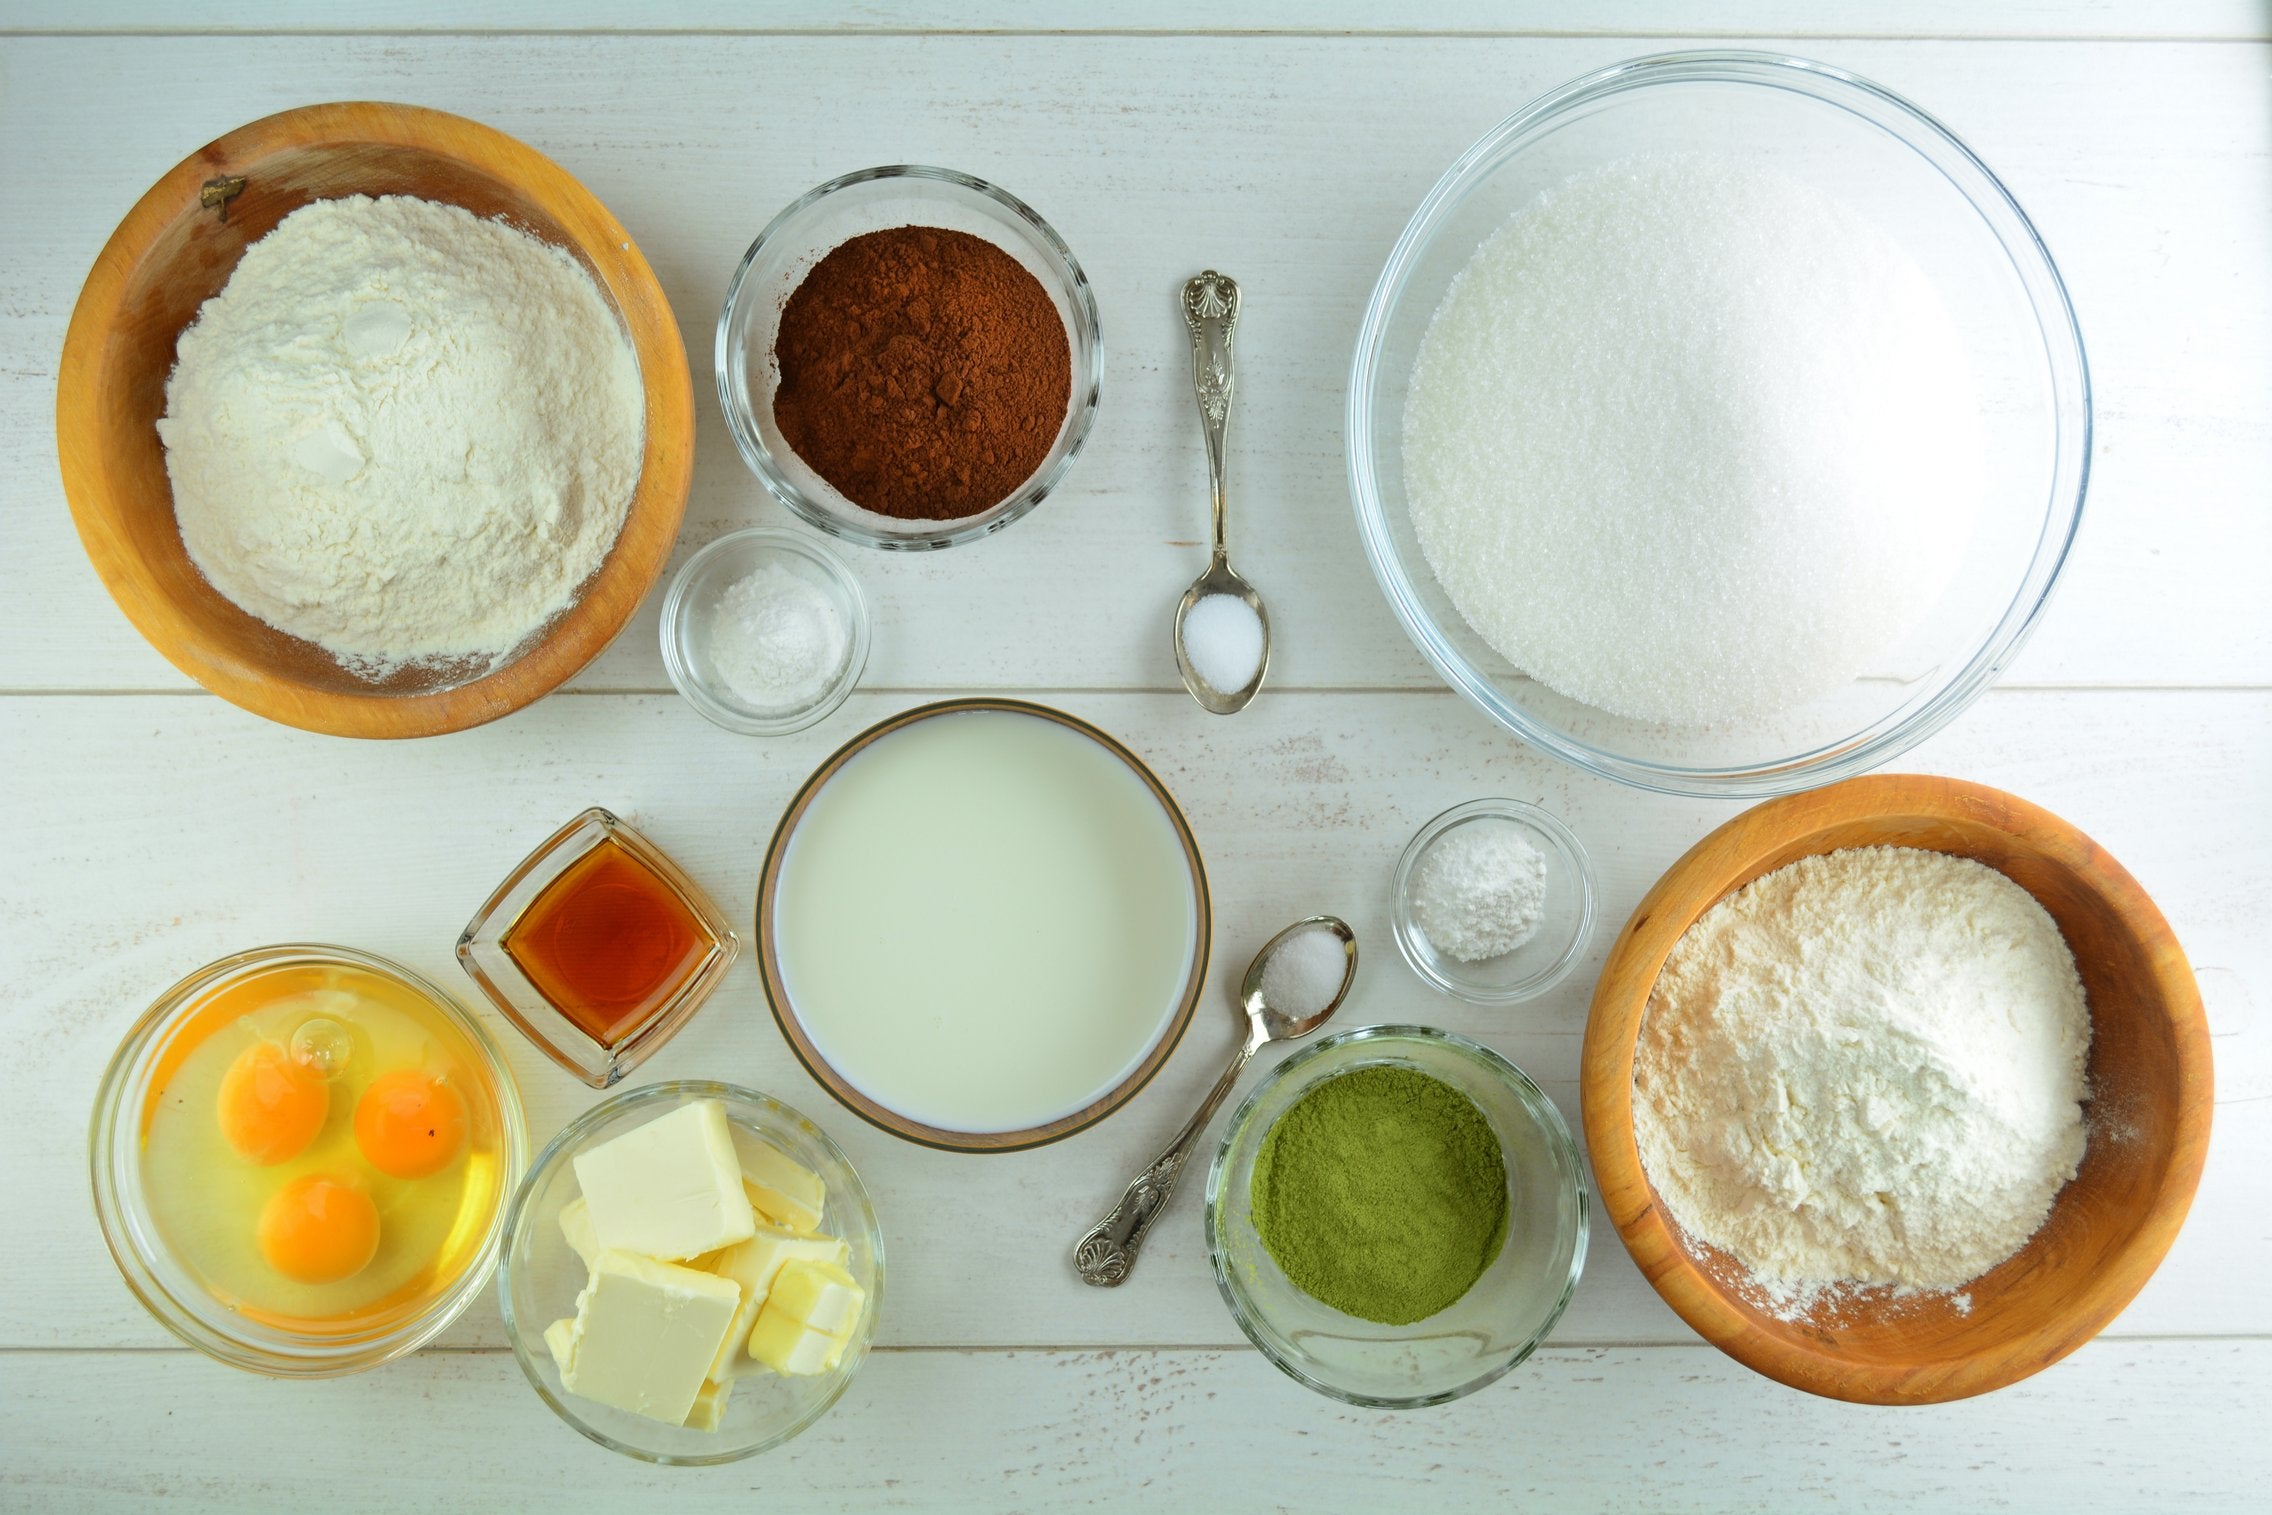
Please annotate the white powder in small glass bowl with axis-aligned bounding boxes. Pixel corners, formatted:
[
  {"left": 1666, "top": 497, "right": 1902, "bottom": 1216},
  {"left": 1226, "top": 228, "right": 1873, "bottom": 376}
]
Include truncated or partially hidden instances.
[
  {"left": 1409, "top": 821, "right": 1548, "bottom": 963},
  {"left": 705, "top": 563, "right": 850, "bottom": 713}
]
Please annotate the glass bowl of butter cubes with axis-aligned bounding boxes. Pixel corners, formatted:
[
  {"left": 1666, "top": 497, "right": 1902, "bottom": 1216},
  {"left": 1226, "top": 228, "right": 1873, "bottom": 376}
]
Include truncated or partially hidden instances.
[{"left": 498, "top": 1080, "right": 884, "bottom": 1463}]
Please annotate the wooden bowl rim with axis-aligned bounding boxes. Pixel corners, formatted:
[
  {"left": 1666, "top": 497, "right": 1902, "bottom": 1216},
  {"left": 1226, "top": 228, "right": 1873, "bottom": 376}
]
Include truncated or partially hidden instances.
[
  {"left": 754, "top": 698, "right": 1213, "bottom": 1154},
  {"left": 55, "top": 100, "right": 693, "bottom": 738},
  {"left": 1579, "top": 773, "right": 2213, "bottom": 1404}
]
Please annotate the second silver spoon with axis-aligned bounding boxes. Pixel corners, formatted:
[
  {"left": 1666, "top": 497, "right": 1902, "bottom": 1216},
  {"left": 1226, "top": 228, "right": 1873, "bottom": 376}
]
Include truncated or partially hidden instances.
[{"left": 1073, "top": 915, "right": 1356, "bottom": 1286}]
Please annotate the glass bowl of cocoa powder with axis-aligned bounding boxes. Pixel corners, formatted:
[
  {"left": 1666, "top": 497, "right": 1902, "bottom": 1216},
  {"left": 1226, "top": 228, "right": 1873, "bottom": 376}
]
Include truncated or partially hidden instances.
[{"left": 718, "top": 165, "right": 1103, "bottom": 551}]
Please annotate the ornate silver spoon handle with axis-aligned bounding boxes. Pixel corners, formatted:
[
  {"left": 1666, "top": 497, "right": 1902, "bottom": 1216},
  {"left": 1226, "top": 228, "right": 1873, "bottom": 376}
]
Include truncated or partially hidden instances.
[
  {"left": 1182, "top": 270, "right": 1240, "bottom": 567},
  {"left": 1073, "top": 1031, "right": 1258, "bottom": 1287}
]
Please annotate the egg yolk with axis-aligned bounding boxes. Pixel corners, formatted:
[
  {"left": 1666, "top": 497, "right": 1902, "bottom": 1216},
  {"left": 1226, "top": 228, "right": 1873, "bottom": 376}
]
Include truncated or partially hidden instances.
[
  {"left": 216, "top": 1041, "right": 329, "bottom": 1165},
  {"left": 257, "top": 1174, "right": 380, "bottom": 1284},
  {"left": 353, "top": 1069, "right": 468, "bottom": 1180}
]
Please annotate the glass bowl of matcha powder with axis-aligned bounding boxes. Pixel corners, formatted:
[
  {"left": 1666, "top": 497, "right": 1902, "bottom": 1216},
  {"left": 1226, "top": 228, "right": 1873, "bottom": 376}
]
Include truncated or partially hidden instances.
[{"left": 1204, "top": 1025, "right": 1587, "bottom": 1406}]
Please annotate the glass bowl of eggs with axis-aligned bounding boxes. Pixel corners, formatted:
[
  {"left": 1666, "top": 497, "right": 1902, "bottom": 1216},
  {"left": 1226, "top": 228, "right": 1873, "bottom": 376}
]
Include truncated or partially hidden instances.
[{"left": 89, "top": 943, "right": 527, "bottom": 1376}]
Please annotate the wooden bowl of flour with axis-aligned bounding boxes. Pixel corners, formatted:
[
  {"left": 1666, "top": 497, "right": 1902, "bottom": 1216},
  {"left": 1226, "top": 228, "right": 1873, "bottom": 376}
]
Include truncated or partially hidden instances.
[
  {"left": 56, "top": 102, "right": 693, "bottom": 738},
  {"left": 1581, "top": 774, "right": 2211, "bottom": 1404}
]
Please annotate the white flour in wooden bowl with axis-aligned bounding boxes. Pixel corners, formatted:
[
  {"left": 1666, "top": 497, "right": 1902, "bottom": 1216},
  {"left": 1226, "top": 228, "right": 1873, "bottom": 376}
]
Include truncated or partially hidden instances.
[
  {"left": 1633, "top": 846, "right": 2090, "bottom": 1316},
  {"left": 158, "top": 194, "right": 643, "bottom": 680}
]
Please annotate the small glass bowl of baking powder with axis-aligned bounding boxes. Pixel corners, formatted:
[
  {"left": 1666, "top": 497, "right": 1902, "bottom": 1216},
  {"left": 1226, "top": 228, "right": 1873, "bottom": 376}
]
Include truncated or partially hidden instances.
[
  {"left": 660, "top": 528, "right": 871, "bottom": 736},
  {"left": 1391, "top": 798, "right": 1597, "bottom": 1005}
]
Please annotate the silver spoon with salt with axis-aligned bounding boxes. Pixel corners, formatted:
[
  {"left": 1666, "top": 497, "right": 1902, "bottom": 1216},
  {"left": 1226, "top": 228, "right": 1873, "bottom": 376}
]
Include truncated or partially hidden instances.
[
  {"left": 1172, "top": 270, "right": 1271, "bottom": 714},
  {"left": 1073, "top": 915, "right": 1355, "bottom": 1286}
]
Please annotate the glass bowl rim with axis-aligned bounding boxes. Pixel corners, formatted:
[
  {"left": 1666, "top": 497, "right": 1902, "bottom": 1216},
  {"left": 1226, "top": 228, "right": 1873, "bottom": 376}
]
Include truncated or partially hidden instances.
[
  {"left": 714, "top": 162, "right": 1105, "bottom": 552},
  {"left": 87, "top": 941, "right": 529, "bottom": 1377},
  {"left": 658, "top": 526, "right": 874, "bottom": 736},
  {"left": 1390, "top": 798, "right": 1599, "bottom": 1005},
  {"left": 1203, "top": 1023, "right": 1590, "bottom": 1408},
  {"left": 1345, "top": 49, "right": 2092, "bottom": 798},
  {"left": 494, "top": 1077, "right": 886, "bottom": 1465}
]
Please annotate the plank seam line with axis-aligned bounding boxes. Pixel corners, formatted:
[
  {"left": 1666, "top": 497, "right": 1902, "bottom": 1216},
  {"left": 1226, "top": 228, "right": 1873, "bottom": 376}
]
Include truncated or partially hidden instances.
[
  {"left": 0, "top": 684, "right": 2266, "bottom": 699},
  {"left": 8, "top": 1333, "right": 2268, "bottom": 1355},
  {"left": 1, "top": 29, "right": 2263, "bottom": 42}
]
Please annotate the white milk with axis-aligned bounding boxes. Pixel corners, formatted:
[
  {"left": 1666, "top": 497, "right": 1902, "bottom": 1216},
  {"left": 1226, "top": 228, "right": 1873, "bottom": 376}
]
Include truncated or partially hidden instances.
[{"left": 771, "top": 710, "right": 1201, "bottom": 1133}]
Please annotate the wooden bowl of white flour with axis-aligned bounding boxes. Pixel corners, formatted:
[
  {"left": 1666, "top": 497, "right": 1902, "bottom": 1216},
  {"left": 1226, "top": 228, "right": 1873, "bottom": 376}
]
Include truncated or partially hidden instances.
[
  {"left": 57, "top": 102, "right": 693, "bottom": 737},
  {"left": 1582, "top": 774, "right": 2212, "bottom": 1404}
]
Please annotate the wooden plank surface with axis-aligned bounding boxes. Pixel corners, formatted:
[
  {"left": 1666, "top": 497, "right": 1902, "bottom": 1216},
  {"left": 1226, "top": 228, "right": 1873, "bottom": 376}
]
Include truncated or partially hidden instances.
[
  {"left": 3, "top": 9, "right": 2266, "bottom": 1510},
  {"left": 4, "top": 34, "right": 2269, "bottom": 693},
  {"left": 7, "top": 1341, "right": 2271, "bottom": 1513},
  {"left": 9, "top": 2, "right": 2269, "bottom": 40}
]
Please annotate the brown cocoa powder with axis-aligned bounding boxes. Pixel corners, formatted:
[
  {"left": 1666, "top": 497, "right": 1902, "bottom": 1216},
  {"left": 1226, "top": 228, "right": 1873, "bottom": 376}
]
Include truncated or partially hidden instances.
[{"left": 771, "top": 226, "right": 1071, "bottom": 521}]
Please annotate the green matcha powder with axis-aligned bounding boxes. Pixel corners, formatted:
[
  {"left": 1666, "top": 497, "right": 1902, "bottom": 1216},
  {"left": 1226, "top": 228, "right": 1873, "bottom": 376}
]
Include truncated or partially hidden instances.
[{"left": 1250, "top": 1065, "right": 1509, "bottom": 1325}]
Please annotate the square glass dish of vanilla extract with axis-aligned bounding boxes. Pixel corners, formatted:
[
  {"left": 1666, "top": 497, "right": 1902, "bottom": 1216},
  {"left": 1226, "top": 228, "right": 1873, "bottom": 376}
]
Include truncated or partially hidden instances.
[{"left": 458, "top": 808, "right": 739, "bottom": 1088}]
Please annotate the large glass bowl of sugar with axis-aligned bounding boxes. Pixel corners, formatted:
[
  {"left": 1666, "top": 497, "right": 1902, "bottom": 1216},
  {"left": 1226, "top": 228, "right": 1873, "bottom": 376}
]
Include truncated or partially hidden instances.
[{"left": 1348, "top": 52, "right": 2089, "bottom": 797}]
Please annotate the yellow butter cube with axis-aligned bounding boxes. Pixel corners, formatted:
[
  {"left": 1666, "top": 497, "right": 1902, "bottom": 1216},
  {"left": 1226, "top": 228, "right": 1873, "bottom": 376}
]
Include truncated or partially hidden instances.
[
  {"left": 745, "top": 1311, "right": 839, "bottom": 1377},
  {"left": 746, "top": 1259, "right": 866, "bottom": 1377},
  {"left": 769, "top": 1259, "right": 865, "bottom": 1340},
  {"left": 552, "top": 1249, "right": 743, "bottom": 1424},
  {"left": 730, "top": 1128, "right": 827, "bottom": 1234},
  {"left": 683, "top": 1377, "right": 733, "bottom": 1432},
  {"left": 571, "top": 1099, "right": 756, "bottom": 1262},
  {"left": 557, "top": 1196, "right": 601, "bottom": 1266},
  {"left": 701, "top": 1224, "right": 849, "bottom": 1381},
  {"left": 744, "top": 1178, "right": 820, "bottom": 1236}
]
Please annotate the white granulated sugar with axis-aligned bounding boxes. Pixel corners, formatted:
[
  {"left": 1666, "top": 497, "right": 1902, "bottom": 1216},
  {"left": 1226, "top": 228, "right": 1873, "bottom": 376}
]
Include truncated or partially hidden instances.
[
  {"left": 1409, "top": 819, "right": 1547, "bottom": 962},
  {"left": 1181, "top": 593, "right": 1264, "bottom": 694},
  {"left": 1634, "top": 846, "right": 2090, "bottom": 1314},
  {"left": 706, "top": 563, "right": 849, "bottom": 711},
  {"left": 1402, "top": 153, "right": 1985, "bottom": 724},
  {"left": 1259, "top": 926, "right": 1346, "bottom": 1020},
  {"left": 160, "top": 194, "right": 644, "bottom": 678}
]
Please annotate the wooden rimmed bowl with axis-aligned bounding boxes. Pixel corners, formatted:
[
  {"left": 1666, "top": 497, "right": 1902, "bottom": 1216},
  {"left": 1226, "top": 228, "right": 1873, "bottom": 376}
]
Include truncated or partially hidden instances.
[
  {"left": 56, "top": 102, "right": 694, "bottom": 738},
  {"left": 757, "top": 699, "right": 1211, "bottom": 1153},
  {"left": 1581, "top": 774, "right": 2211, "bottom": 1405}
]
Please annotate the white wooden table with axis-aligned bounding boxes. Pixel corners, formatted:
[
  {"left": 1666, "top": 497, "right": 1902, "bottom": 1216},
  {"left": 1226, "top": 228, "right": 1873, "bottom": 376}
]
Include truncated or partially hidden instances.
[{"left": 4, "top": 4, "right": 2268, "bottom": 1509}]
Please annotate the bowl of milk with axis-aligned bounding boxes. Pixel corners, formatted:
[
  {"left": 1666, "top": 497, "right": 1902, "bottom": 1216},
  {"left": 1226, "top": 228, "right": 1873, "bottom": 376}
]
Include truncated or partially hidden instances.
[{"left": 756, "top": 699, "right": 1212, "bottom": 1152}]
